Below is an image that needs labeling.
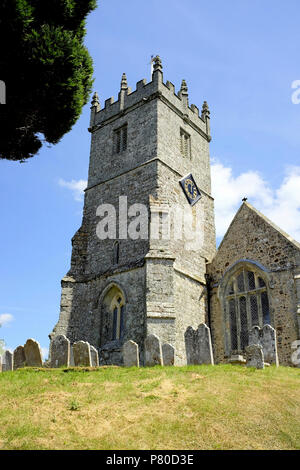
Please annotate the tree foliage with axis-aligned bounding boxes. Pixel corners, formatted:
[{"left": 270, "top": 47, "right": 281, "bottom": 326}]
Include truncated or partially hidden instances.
[{"left": 0, "top": 0, "right": 97, "bottom": 161}]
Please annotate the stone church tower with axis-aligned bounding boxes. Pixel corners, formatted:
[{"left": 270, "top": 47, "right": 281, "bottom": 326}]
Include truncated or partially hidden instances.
[{"left": 50, "top": 56, "right": 216, "bottom": 365}]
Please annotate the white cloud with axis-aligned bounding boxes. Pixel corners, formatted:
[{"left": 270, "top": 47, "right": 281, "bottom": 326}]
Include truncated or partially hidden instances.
[
  {"left": 0, "top": 313, "right": 14, "bottom": 327},
  {"left": 41, "top": 347, "right": 49, "bottom": 361},
  {"left": 211, "top": 161, "right": 300, "bottom": 242},
  {"left": 58, "top": 178, "right": 87, "bottom": 202}
]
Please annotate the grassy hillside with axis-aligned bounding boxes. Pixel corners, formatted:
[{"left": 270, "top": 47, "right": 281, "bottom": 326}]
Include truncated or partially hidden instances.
[{"left": 0, "top": 364, "right": 299, "bottom": 450}]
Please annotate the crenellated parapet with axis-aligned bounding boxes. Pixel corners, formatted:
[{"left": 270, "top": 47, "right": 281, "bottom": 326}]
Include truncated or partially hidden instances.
[{"left": 89, "top": 56, "right": 211, "bottom": 141}]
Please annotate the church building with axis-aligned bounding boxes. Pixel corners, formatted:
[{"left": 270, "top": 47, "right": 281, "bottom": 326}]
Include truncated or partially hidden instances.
[{"left": 50, "top": 57, "right": 300, "bottom": 366}]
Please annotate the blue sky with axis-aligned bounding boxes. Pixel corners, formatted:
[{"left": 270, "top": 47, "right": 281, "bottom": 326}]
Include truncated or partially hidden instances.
[{"left": 1, "top": 0, "right": 300, "bottom": 357}]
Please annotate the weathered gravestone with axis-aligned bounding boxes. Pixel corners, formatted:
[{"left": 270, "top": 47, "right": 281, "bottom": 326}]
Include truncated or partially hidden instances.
[
  {"left": 70, "top": 345, "right": 75, "bottom": 366},
  {"left": 90, "top": 345, "right": 99, "bottom": 367},
  {"left": 245, "top": 344, "right": 264, "bottom": 369},
  {"left": 123, "top": 340, "right": 139, "bottom": 367},
  {"left": 249, "top": 325, "right": 279, "bottom": 366},
  {"left": 4, "top": 350, "right": 13, "bottom": 371},
  {"left": 162, "top": 343, "right": 175, "bottom": 366},
  {"left": 13, "top": 345, "right": 26, "bottom": 370},
  {"left": 145, "top": 334, "right": 163, "bottom": 366},
  {"left": 50, "top": 335, "right": 70, "bottom": 367},
  {"left": 185, "top": 327, "right": 197, "bottom": 364},
  {"left": 185, "top": 323, "right": 214, "bottom": 365},
  {"left": 73, "top": 341, "right": 92, "bottom": 366},
  {"left": 24, "top": 339, "right": 43, "bottom": 367},
  {"left": 0, "top": 355, "right": 2, "bottom": 372}
]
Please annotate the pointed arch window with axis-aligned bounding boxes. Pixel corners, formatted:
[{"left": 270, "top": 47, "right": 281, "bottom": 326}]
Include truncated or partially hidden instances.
[
  {"left": 224, "top": 267, "right": 271, "bottom": 354},
  {"left": 111, "top": 292, "right": 125, "bottom": 340}
]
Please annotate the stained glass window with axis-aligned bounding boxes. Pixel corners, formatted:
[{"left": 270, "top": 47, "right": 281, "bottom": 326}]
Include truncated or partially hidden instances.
[{"left": 225, "top": 267, "right": 271, "bottom": 354}]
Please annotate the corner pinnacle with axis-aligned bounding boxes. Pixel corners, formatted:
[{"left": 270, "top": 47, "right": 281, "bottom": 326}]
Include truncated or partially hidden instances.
[
  {"left": 180, "top": 79, "right": 188, "bottom": 94},
  {"left": 91, "top": 91, "right": 100, "bottom": 108},
  {"left": 153, "top": 55, "right": 163, "bottom": 72},
  {"left": 201, "top": 101, "right": 210, "bottom": 118},
  {"left": 121, "top": 73, "right": 128, "bottom": 90}
]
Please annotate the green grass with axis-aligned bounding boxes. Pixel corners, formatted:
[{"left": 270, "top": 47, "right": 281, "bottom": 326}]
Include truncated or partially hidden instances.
[{"left": 0, "top": 364, "right": 299, "bottom": 450}]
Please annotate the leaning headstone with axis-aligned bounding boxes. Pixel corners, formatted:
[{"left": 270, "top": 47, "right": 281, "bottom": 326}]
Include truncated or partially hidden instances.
[
  {"left": 245, "top": 344, "right": 264, "bottom": 369},
  {"left": 249, "top": 325, "right": 279, "bottom": 366},
  {"left": 162, "top": 343, "right": 175, "bottom": 366},
  {"left": 13, "top": 345, "right": 26, "bottom": 370},
  {"left": 185, "top": 323, "right": 214, "bottom": 365},
  {"left": 249, "top": 326, "right": 260, "bottom": 345},
  {"left": 24, "top": 339, "right": 43, "bottom": 367},
  {"left": 261, "top": 325, "right": 279, "bottom": 366},
  {"left": 50, "top": 335, "right": 70, "bottom": 368},
  {"left": 73, "top": 341, "right": 92, "bottom": 366},
  {"left": 4, "top": 350, "right": 13, "bottom": 371},
  {"left": 90, "top": 345, "right": 99, "bottom": 367},
  {"left": 123, "top": 340, "right": 139, "bottom": 367},
  {"left": 145, "top": 334, "right": 163, "bottom": 366}
]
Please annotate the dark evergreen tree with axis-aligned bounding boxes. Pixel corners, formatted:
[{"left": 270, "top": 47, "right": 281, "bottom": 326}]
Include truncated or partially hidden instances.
[{"left": 0, "top": 0, "right": 97, "bottom": 161}]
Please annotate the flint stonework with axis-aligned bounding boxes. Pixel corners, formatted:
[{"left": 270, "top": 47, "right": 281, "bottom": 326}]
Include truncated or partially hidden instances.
[
  {"left": 73, "top": 341, "right": 92, "bottom": 366},
  {"left": 13, "top": 346, "right": 26, "bottom": 370},
  {"left": 123, "top": 340, "right": 139, "bottom": 367},
  {"left": 145, "top": 334, "right": 163, "bottom": 366},
  {"left": 24, "top": 339, "right": 43, "bottom": 367},
  {"left": 245, "top": 344, "right": 264, "bottom": 369},
  {"left": 185, "top": 323, "right": 214, "bottom": 365},
  {"left": 90, "top": 345, "right": 99, "bottom": 367},
  {"left": 50, "top": 335, "right": 70, "bottom": 367},
  {"left": 162, "top": 343, "right": 175, "bottom": 366}
]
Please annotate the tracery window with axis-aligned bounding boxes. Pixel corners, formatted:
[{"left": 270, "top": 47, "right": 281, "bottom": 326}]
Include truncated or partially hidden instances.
[
  {"left": 225, "top": 267, "right": 271, "bottom": 354},
  {"left": 111, "top": 292, "right": 125, "bottom": 340}
]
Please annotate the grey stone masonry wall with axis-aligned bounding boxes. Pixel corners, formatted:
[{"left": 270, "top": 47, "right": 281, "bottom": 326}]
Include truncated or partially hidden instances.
[{"left": 249, "top": 325, "right": 279, "bottom": 366}]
